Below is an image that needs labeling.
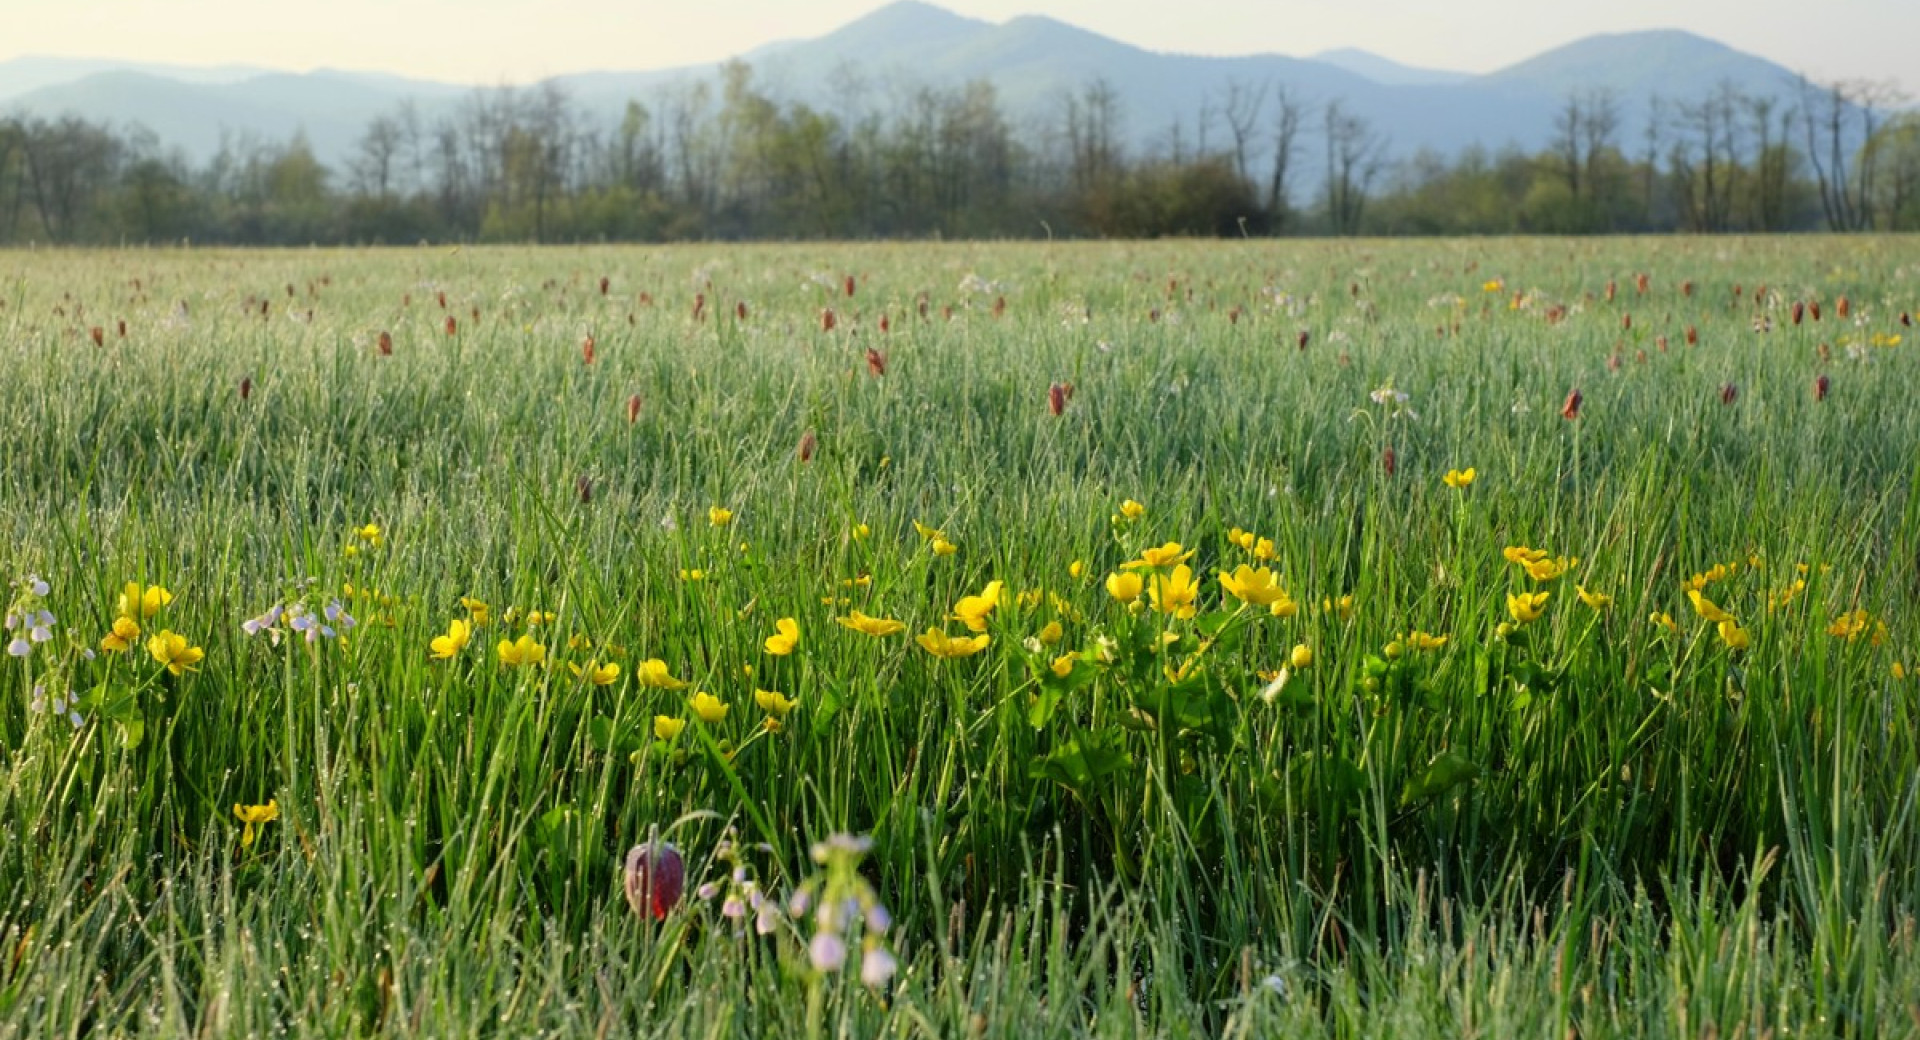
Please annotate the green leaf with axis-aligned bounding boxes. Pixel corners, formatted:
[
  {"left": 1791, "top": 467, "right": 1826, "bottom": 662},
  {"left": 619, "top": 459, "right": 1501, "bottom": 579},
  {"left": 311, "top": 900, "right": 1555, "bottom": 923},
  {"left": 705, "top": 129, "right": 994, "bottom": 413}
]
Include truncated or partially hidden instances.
[
  {"left": 1030, "top": 734, "right": 1132, "bottom": 794},
  {"left": 1401, "top": 751, "right": 1482, "bottom": 805}
]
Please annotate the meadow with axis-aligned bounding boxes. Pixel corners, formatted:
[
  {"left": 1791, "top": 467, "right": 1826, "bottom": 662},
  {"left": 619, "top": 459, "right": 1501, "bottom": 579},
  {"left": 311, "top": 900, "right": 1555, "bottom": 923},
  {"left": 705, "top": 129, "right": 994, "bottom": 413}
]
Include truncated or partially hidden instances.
[{"left": 1, "top": 236, "right": 1918, "bottom": 1038}]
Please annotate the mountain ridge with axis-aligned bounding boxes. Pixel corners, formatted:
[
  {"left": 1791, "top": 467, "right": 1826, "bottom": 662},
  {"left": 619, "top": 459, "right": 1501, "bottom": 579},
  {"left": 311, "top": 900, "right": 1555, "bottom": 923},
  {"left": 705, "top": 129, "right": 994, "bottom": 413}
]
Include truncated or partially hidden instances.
[{"left": 1, "top": 1, "right": 1820, "bottom": 171}]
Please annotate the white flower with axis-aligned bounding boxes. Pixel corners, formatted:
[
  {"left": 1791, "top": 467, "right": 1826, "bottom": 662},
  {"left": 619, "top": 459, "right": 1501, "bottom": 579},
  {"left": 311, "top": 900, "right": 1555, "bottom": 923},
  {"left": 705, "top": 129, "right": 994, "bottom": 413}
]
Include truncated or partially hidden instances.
[
  {"left": 808, "top": 933, "right": 847, "bottom": 972},
  {"left": 860, "top": 945, "right": 898, "bottom": 987}
]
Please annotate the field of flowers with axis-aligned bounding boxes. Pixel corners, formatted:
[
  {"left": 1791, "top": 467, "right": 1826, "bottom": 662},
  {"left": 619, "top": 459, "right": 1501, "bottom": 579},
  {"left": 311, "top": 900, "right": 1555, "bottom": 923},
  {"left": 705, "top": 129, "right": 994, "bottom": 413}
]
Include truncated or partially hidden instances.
[{"left": 2, "top": 237, "right": 1919, "bottom": 1037}]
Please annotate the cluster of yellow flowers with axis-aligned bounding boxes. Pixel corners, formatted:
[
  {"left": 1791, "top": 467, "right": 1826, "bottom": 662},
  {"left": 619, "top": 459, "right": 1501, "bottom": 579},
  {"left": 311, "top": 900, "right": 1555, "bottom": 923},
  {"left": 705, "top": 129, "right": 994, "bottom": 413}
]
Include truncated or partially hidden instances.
[{"left": 97, "top": 582, "right": 204, "bottom": 676}]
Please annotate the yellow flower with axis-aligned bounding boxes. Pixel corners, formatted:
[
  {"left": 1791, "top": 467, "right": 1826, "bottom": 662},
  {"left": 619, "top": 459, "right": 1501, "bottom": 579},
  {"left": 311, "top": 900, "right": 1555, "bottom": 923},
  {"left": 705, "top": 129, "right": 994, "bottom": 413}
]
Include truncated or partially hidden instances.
[
  {"left": 754, "top": 688, "right": 797, "bottom": 717},
  {"left": 1068, "top": 560, "right": 1086, "bottom": 579},
  {"left": 852, "top": 523, "right": 871, "bottom": 541},
  {"left": 1252, "top": 537, "right": 1276, "bottom": 561},
  {"left": 1507, "top": 591, "right": 1550, "bottom": 625},
  {"left": 1149, "top": 565, "right": 1199, "bottom": 619},
  {"left": 1269, "top": 594, "right": 1299, "bottom": 619},
  {"left": 147, "top": 630, "right": 204, "bottom": 676},
  {"left": 1576, "top": 586, "right": 1612, "bottom": 610},
  {"left": 1717, "top": 619, "right": 1751, "bottom": 651},
  {"left": 1325, "top": 594, "right": 1354, "bottom": 621},
  {"left": 1125, "top": 542, "right": 1196, "bottom": 570},
  {"left": 429, "top": 618, "right": 471, "bottom": 659},
  {"left": 931, "top": 536, "right": 958, "bottom": 556},
  {"left": 708, "top": 506, "right": 734, "bottom": 527},
  {"left": 1686, "top": 589, "right": 1734, "bottom": 624},
  {"left": 636, "top": 658, "right": 690, "bottom": 689},
  {"left": 569, "top": 660, "right": 621, "bottom": 685},
  {"left": 233, "top": 800, "right": 278, "bottom": 849},
  {"left": 1442, "top": 468, "right": 1476, "bottom": 489},
  {"left": 1522, "top": 556, "right": 1578, "bottom": 582},
  {"left": 1118, "top": 499, "right": 1146, "bottom": 520},
  {"left": 1015, "top": 588, "right": 1043, "bottom": 611},
  {"left": 1894, "top": 662, "right": 1908, "bottom": 681},
  {"left": 679, "top": 568, "right": 705, "bottom": 582},
  {"left": 100, "top": 615, "right": 141, "bottom": 653},
  {"left": 916, "top": 627, "right": 991, "bottom": 659},
  {"left": 689, "top": 691, "right": 729, "bottom": 723},
  {"left": 1037, "top": 621, "right": 1064, "bottom": 646},
  {"left": 1049, "top": 654, "right": 1075, "bottom": 678},
  {"left": 1227, "top": 527, "right": 1257, "bottom": 551},
  {"left": 116, "top": 582, "right": 173, "bottom": 621},
  {"left": 950, "top": 580, "right": 1003, "bottom": 632},
  {"left": 354, "top": 523, "right": 383, "bottom": 547},
  {"left": 1289, "top": 643, "right": 1313, "bottom": 669},
  {"left": 837, "top": 610, "right": 906, "bottom": 637},
  {"left": 1649, "top": 612, "right": 1678, "bottom": 633},
  {"left": 912, "top": 519, "right": 942, "bottom": 541},
  {"left": 1406, "top": 630, "right": 1448, "bottom": 651},
  {"left": 653, "top": 715, "right": 686, "bottom": 741},
  {"left": 496, "top": 634, "right": 546, "bottom": 668},
  {"left": 460, "top": 597, "right": 491, "bottom": 626},
  {"left": 1105, "top": 571, "right": 1143, "bottom": 604},
  {"left": 1482, "top": 279, "right": 1503, "bottom": 292},
  {"left": 764, "top": 617, "right": 800, "bottom": 655},
  {"left": 1826, "top": 609, "right": 1870, "bottom": 641},
  {"left": 1219, "top": 565, "right": 1288, "bottom": 607},
  {"left": 1503, "top": 546, "right": 1549, "bottom": 566}
]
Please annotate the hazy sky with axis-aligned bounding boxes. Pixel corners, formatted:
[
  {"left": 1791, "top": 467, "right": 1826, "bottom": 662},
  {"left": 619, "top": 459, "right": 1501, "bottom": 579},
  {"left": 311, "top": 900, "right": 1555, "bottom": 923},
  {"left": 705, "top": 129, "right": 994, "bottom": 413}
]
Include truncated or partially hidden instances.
[{"left": 1, "top": 0, "right": 1909, "bottom": 90}]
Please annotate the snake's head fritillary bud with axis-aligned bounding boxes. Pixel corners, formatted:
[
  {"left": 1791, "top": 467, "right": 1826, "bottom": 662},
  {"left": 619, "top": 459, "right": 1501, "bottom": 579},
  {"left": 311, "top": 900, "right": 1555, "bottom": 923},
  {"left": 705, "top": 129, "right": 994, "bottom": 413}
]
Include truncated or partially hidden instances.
[{"left": 625, "top": 841, "right": 684, "bottom": 920}]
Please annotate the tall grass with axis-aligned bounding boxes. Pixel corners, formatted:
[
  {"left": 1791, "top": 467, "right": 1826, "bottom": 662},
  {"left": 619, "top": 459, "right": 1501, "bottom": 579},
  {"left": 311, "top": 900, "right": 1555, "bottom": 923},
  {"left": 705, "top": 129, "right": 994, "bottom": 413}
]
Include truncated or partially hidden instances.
[{"left": 1, "top": 237, "right": 1917, "bottom": 1037}]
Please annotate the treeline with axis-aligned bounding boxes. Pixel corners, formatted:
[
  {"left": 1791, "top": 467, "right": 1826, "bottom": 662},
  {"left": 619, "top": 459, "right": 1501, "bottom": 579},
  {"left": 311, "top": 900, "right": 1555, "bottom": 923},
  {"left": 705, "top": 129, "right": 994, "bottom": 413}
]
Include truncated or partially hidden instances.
[{"left": 0, "top": 61, "right": 1915, "bottom": 244}]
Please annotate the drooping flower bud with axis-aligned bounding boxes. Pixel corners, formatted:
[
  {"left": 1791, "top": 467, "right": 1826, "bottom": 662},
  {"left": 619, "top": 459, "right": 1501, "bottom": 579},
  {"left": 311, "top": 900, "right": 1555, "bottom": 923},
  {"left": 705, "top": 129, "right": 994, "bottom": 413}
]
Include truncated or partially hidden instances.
[{"left": 625, "top": 841, "right": 685, "bottom": 920}]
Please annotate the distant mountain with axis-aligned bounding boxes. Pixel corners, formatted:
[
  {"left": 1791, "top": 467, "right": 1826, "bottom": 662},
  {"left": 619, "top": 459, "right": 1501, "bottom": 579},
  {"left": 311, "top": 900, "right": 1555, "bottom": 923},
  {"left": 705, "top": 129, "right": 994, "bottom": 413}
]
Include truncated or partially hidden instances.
[
  {"left": 1, "top": 1, "right": 1821, "bottom": 175},
  {"left": 0, "top": 55, "right": 267, "bottom": 102},
  {"left": 1310, "top": 48, "right": 1471, "bottom": 87}
]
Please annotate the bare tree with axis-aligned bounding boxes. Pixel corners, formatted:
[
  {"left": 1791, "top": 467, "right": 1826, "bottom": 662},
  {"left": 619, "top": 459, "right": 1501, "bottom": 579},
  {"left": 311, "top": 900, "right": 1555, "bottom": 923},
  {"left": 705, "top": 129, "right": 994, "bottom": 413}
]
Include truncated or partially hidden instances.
[
  {"left": 1266, "top": 85, "right": 1304, "bottom": 230},
  {"left": 1221, "top": 77, "right": 1265, "bottom": 186},
  {"left": 1322, "top": 99, "right": 1382, "bottom": 235}
]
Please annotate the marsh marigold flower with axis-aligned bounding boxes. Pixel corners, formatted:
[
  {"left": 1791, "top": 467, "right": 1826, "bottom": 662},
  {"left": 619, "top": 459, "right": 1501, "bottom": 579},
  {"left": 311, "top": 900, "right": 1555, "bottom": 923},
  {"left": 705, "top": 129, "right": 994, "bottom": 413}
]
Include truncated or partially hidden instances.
[
  {"left": 708, "top": 506, "right": 734, "bottom": 527},
  {"left": 1125, "top": 542, "right": 1196, "bottom": 570},
  {"left": 637, "top": 659, "right": 690, "bottom": 689},
  {"left": 1576, "top": 586, "right": 1612, "bottom": 610},
  {"left": 1106, "top": 571, "right": 1143, "bottom": 603},
  {"left": 689, "top": 691, "right": 729, "bottom": 723},
  {"left": 1507, "top": 591, "right": 1550, "bottom": 625},
  {"left": 950, "top": 581, "right": 1003, "bottom": 633},
  {"left": 233, "top": 800, "right": 278, "bottom": 849},
  {"left": 1717, "top": 619, "right": 1751, "bottom": 651},
  {"left": 147, "top": 630, "right": 204, "bottom": 675},
  {"left": 1686, "top": 589, "right": 1734, "bottom": 624},
  {"left": 916, "top": 628, "right": 991, "bottom": 659},
  {"left": 117, "top": 582, "right": 173, "bottom": 621},
  {"left": 654, "top": 716, "right": 686, "bottom": 740},
  {"left": 1219, "top": 565, "right": 1288, "bottom": 607},
  {"left": 429, "top": 619, "right": 471, "bottom": 659},
  {"left": 497, "top": 634, "right": 546, "bottom": 668},
  {"left": 754, "top": 688, "right": 796, "bottom": 717},
  {"left": 1290, "top": 643, "right": 1314, "bottom": 669},
  {"left": 837, "top": 610, "right": 906, "bottom": 637},
  {"left": 99, "top": 616, "right": 141, "bottom": 653},
  {"left": 764, "top": 617, "right": 800, "bottom": 655},
  {"left": 1443, "top": 468, "right": 1476, "bottom": 489},
  {"left": 1149, "top": 565, "right": 1199, "bottom": 619},
  {"left": 570, "top": 660, "right": 621, "bottom": 685},
  {"left": 1118, "top": 499, "right": 1146, "bottom": 520}
]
